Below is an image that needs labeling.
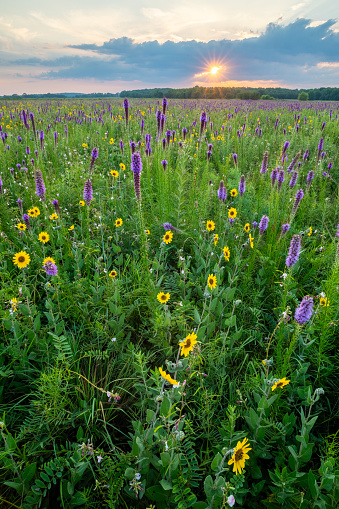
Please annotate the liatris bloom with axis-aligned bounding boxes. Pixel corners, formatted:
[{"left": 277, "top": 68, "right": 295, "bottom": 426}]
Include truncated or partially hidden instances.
[
  {"left": 292, "top": 189, "right": 304, "bottom": 214},
  {"left": 54, "top": 131, "right": 58, "bottom": 146},
  {"left": 161, "top": 159, "right": 167, "bottom": 171},
  {"left": 22, "top": 109, "right": 29, "bottom": 129},
  {"left": 162, "top": 138, "right": 166, "bottom": 149},
  {"left": 43, "top": 261, "right": 58, "bottom": 276},
  {"left": 259, "top": 215, "right": 269, "bottom": 235},
  {"left": 83, "top": 178, "right": 93, "bottom": 205},
  {"left": 277, "top": 169, "right": 285, "bottom": 191},
  {"left": 295, "top": 295, "right": 313, "bottom": 325},
  {"left": 0, "top": 176, "right": 3, "bottom": 195},
  {"left": 252, "top": 221, "right": 258, "bottom": 229},
  {"left": 317, "top": 137, "right": 324, "bottom": 162},
  {"left": 281, "top": 223, "right": 290, "bottom": 235},
  {"left": 182, "top": 127, "right": 187, "bottom": 140},
  {"left": 306, "top": 170, "right": 314, "bottom": 189},
  {"left": 286, "top": 234, "right": 301, "bottom": 267},
  {"left": 260, "top": 151, "right": 269, "bottom": 174},
  {"left": 130, "top": 141, "right": 136, "bottom": 154},
  {"left": 289, "top": 171, "right": 298, "bottom": 189},
  {"left": 328, "top": 162, "right": 332, "bottom": 170},
  {"left": 23, "top": 213, "right": 31, "bottom": 229},
  {"left": 39, "top": 130, "right": 44, "bottom": 150},
  {"left": 29, "top": 112, "right": 36, "bottom": 137},
  {"left": 200, "top": 111, "right": 207, "bottom": 134},
  {"left": 52, "top": 199, "right": 60, "bottom": 213},
  {"left": 207, "top": 150, "right": 212, "bottom": 160},
  {"left": 162, "top": 222, "right": 177, "bottom": 231},
  {"left": 26, "top": 146, "right": 30, "bottom": 155},
  {"left": 303, "top": 149, "right": 309, "bottom": 162},
  {"left": 271, "top": 168, "right": 278, "bottom": 186},
  {"left": 336, "top": 223, "right": 339, "bottom": 237},
  {"left": 35, "top": 170, "right": 46, "bottom": 200},
  {"left": 119, "top": 140, "right": 124, "bottom": 154},
  {"left": 140, "top": 118, "right": 144, "bottom": 135},
  {"left": 156, "top": 110, "right": 161, "bottom": 133},
  {"left": 123, "top": 98, "right": 129, "bottom": 125},
  {"left": 321, "top": 122, "right": 326, "bottom": 131},
  {"left": 287, "top": 152, "right": 300, "bottom": 174},
  {"left": 239, "top": 175, "right": 246, "bottom": 196},
  {"left": 90, "top": 147, "right": 98, "bottom": 172},
  {"left": 162, "top": 97, "right": 168, "bottom": 115},
  {"left": 17, "top": 198, "right": 23, "bottom": 211},
  {"left": 131, "top": 152, "right": 142, "bottom": 202},
  {"left": 18, "top": 135, "right": 22, "bottom": 143},
  {"left": 233, "top": 153, "right": 238, "bottom": 165},
  {"left": 282, "top": 141, "right": 290, "bottom": 154},
  {"left": 218, "top": 180, "right": 227, "bottom": 202}
]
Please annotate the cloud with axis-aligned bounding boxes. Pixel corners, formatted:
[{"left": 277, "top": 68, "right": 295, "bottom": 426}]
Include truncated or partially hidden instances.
[{"left": 2, "top": 18, "right": 339, "bottom": 88}]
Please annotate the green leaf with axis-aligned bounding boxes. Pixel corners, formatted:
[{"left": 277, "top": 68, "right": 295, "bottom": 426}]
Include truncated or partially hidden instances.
[
  {"left": 160, "top": 452, "right": 171, "bottom": 468},
  {"left": 194, "top": 309, "right": 200, "bottom": 324},
  {"left": 160, "top": 397, "right": 170, "bottom": 418},
  {"left": 211, "top": 452, "right": 223, "bottom": 471},
  {"left": 4, "top": 481, "right": 24, "bottom": 494},
  {"left": 35, "top": 479, "right": 46, "bottom": 489},
  {"left": 146, "top": 409, "right": 155, "bottom": 423},
  {"left": 204, "top": 475, "right": 214, "bottom": 498},
  {"left": 5, "top": 434, "right": 17, "bottom": 453},
  {"left": 159, "top": 479, "right": 172, "bottom": 490},
  {"left": 76, "top": 426, "right": 84, "bottom": 441},
  {"left": 40, "top": 472, "right": 50, "bottom": 483},
  {"left": 22, "top": 463, "right": 37, "bottom": 483},
  {"left": 33, "top": 314, "right": 41, "bottom": 332},
  {"left": 308, "top": 469, "right": 319, "bottom": 499}
]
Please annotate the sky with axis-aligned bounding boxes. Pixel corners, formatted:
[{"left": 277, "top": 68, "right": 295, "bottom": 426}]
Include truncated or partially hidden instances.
[{"left": 0, "top": 0, "right": 338, "bottom": 94}]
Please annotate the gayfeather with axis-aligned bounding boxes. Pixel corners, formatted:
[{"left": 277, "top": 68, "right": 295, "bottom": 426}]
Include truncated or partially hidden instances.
[
  {"left": 123, "top": 98, "right": 129, "bottom": 125},
  {"left": 23, "top": 213, "right": 31, "bottom": 229},
  {"left": 182, "top": 127, "right": 187, "bottom": 140},
  {"left": 166, "top": 130, "right": 171, "bottom": 145},
  {"left": 286, "top": 234, "right": 301, "bottom": 267},
  {"left": 162, "top": 222, "right": 177, "bottom": 231},
  {"left": 321, "top": 122, "right": 326, "bottom": 131},
  {"left": 292, "top": 189, "right": 304, "bottom": 214},
  {"left": 281, "top": 223, "right": 290, "bottom": 235},
  {"left": 162, "top": 97, "right": 168, "bottom": 115},
  {"left": 160, "top": 113, "right": 166, "bottom": 133},
  {"left": 289, "top": 171, "right": 298, "bottom": 189},
  {"left": 130, "top": 141, "right": 136, "bottom": 154},
  {"left": 22, "top": 110, "right": 29, "bottom": 129},
  {"left": 239, "top": 175, "right": 246, "bottom": 196},
  {"left": 141, "top": 118, "right": 144, "bottom": 135},
  {"left": 252, "top": 221, "right": 258, "bottom": 229},
  {"left": 218, "top": 180, "right": 227, "bottom": 202},
  {"left": 200, "top": 111, "right": 207, "bottom": 134},
  {"left": 161, "top": 160, "right": 168, "bottom": 171},
  {"left": 52, "top": 199, "right": 60, "bottom": 213},
  {"left": 29, "top": 112, "right": 36, "bottom": 138},
  {"left": 119, "top": 140, "right": 123, "bottom": 154},
  {"left": 260, "top": 151, "right": 269, "bottom": 174},
  {"left": 287, "top": 152, "right": 300, "bottom": 174},
  {"left": 0, "top": 176, "right": 2, "bottom": 194},
  {"left": 259, "top": 215, "right": 269, "bottom": 235},
  {"left": 35, "top": 170, "right": 46, "bottom": 200},
  {"left": 131, "top": 152, "right": 142, "bottom": 202},
  {"left": 207, "top": 150, "right": 212, "bottom": 160},
  {"left": 83, "top": 178, "right": 93, "bottom": 205},
  {"left": 271, "top": 168, "right": 278, "bottom": 186},
  {"left": 90, "top": 147, "right": 98, "bottom": 172},
  {"left": 317, "top": 137, "right": 324, "bottom": 162},
  {"left": 156, "top": 110, "right": 161, "bottom": 133},
  {"left": 277, "top": 169, "right": 285, "bottom": 191},
  {"left": 282, "top": 141, "right": 290, "bottom": 154},
  {"left": 232, "top": 153, "right": 238, "bottom": 165},
  {"left": 17, "top": 198, "right": 23, "bottom": 211},
  {"left": 303, "top": 149, "right": 309, "bottom": 162},
  {"left": 39, "top": 130, "right": 44, "bottom": 150},
  {"left": 306, "top": 170, "right": 314, "bottom": 189},
  {"left": 43, "top": 261, "right": 58, "bottom": 276},
  {"left": 54, "top": 131, "right": 58, "bottom": 146},
  {"left": 26, "top": 146, "right": 30, "bottom": 155},
  {"left": 336, "top": 223, "right": 339, "bottom": 237},
  {"left": 295, "top": 295, "right": 313, "bottom": 325}
]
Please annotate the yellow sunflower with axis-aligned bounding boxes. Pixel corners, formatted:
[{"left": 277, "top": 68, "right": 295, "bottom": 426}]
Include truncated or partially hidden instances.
[
  {"left": 308, "top": 227, "right": 312, "bottom": 236},
  {"left": 27, "top": 208, "right": 35, "bottom": 217},
  {"left": 38, "top": 232, "right": 50, "bottom": 244},
  {"left": 157, "top": 292, "right": 170, "bottom": 304},
  {"left": 145, "top": 229, "right": 150, "bottom": 235},
  {"left": 17, "top": 223, "right": 26, "bottom": 231},
  {"left": 244, "top": 223, "right": 250, "bottom": 232},
  {"left": 68, "top": 225, "right": 74, "bottom": 231},
  {"left": 228, "top": 437, "right": 251, "bottom": 475},
  {"left": 32, "top": 207, "right": 40, "bottom": 217},
  {"left": 79, "top": 200, "right": 85, "bottom": 206},
  {"left": 214, "top": 234, "right": 219, "bottom": 245},
  {"left": 158, "top": 367, "right": 178, "bottom": 386},
  {"left": 249, "top": 234, "right": 254, "bottom": 249},
  {"left": 82, "top": 143, "right": 88, "bottom": 148},
  {"left": 43, "top": 256, "right": 56, "bottom": 265},
  {"left": 110, "top": 170, "right": 119, "bottom": 178},
  {"left": 223, "top": 246, "right": 230, "bottom": 261},
  {"left": 206, "top": 220, "right": 215, "bottom": 231},
  {"left": 228, "top": 207, "right": 237, "bottom": 219},
  {"left": 109, "top": 138, "right": 114, "bottom": 144},
  {"left": 120, "top": 163, "right": 125, "bottom": 171},
  {"left": 13, "top": 251, "right": 31, "bottom": 269},
  {"left": 50, "top": 213, "right": 58, "bottom": 220},
  {"left": 115, "top": 218, "right": 123, "bottom": 227},
  {"left": 271, "top": 377, "right": 290, "bottom": 392},
  {"left": 163, "top": 231, "right": 173, "bottom": 244},
  {"left": 320, "top": 297, "right": 329, "bottom": 307},
  {"left": 207, "top": 274, "right": 217, "bottom": 290},
  {"left": 179, "top": 332, "right": 198, "bottom": 357},
  {"left": 230, "top": 189, "right": 238, "bottom": 197},
  {"left": 109, "top": 270, "right": 118, "bottom": 278}
]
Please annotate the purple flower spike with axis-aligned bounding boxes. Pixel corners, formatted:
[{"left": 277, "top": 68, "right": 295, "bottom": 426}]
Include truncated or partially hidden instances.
[
  {"left": 260, "top": 151, "right": 269, "bottom": 174},
  {"left": 119, "top": 140, "right": 124, "bottom": 154},
  {"left": 162, "top": 222, "right": 177, "bottom": 231},
  {"left": 306, "top": 171, "right": 314, "bottom": 189},
  {"left": 232, "top": 153, "right": 238, "bottom": 165},
  {"left": 0, "top": 176, "right": 3, "bottom": 195},
  {"left": 281, "top": 223, "right": 290, "bottom": 235},
  {"left": 52, "top": 199, "right": 60, "bottom": 213},
  {"left": 90, "top": 147, "right": 98, "bottom": 172},
  {"left": 123, "top": 98, "right": 129, "bottom": 126},
  {"left": 292, "top": 189, "right": 304, "bottom": 214},
  {"left": 17, "top": 198, "right": 23, "bottom": 211},
  {"left": 207, "top": 150, "right": 212, "bottom": 160},
  {"left": 295, "top": 295, "right": 313, "bottom": 325},
  {"left": 39, "top": 130, "right": 44, "bottom": 150},
  {"left": 156, "top": 110, "right": 161, "bottom": 133},
  {"left": 317, "top": 137, "right": 324, "bottom": 162},
  {"left": 83, "top": 178, "right": 93, "bottom": 206},
  {"left": 161, "top": 159, "right": 168, "bottom": 171},
  {"left": 336, "top": 224, "right": 339, "bottom": 237},
  {"left": 238, "top": 175, "right": 246, "bottom": 196},
  {"left": 277, "top": 169, "right": 285, "bottom": 191},
  {"left": 287, "top": 152, "right": 300, "bottom": 174},
  {"left": 43, "top": 261, "right": 58, "bottom": 276},
  {"left": 218, "top": 180, "right": 227, "bottom": 202},
  {"left": 35, "top": 170, "right": 46, "bottom": 201},
  {"left": 131, "top": 152, "right": 142, "bottom": 202},
  {"left": 182, "top": 127, "right": 187, "bottom": 140},
  {"left": 286, "top": 234, "right": 301, "bottom": 267},
  {"left": 162, "top": 97, "right": 168, "bottom": 115},
  {"left": 252, "top": 221, "right": 258, "bottom": 229},
  {"left": 303, "top": 149, "right": 309, "bottom": 162},
  {"left": 130, "top": 141, "right": 136, "bottom": 154},
  {"left": 259, "top": 215, "right": 269, "bottom": 235},
  {"left": 200, "top": 111, "right": 207, "bottom": 134},
  {"left": 271, "top": 168, "right": 278, "bottom": 187},
  {"left": 282, "top": 141, "right": 290, "bottom": 154},
  {"left": 289, "top": 171, "right": 298, "bottom": 189},
  {"left": 23, "top": 213, "right": 31, "bottom": 229}
]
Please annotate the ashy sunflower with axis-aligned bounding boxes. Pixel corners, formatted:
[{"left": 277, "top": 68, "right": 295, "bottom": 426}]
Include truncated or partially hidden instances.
[
  {"left": 249, "top": 234, "right": 254, "bottom": 249},
  {"left": 308, "top": 227, "right": 312, "bottom": 236},
  {"left": 38, "top": 232, "right": 50, "bottom": 244},
  {"left": 17, "top": 223, "right": 26, "bottom": 231},
  {"left": 120, "top": 163, "right": 126, "bottom": 171},
  {"left": 13, "top": 251, "right": 31, "bottom": 269},
  {"left": 68, "top": 225, "right": 74, "bottom": 231},
  {"left": 244, "top": 223, "right": 250, "bottom": 232},
  {"left": 33, "top": 207, "right": 40, "bottom": 217},
  {"left": 320, "top": 297, "right": 329, "bottom": 307},
  {"left": 214, "top": 234, "right": 219, "bottom": 245},
  {"left": 43, "top": 256, "right": 56, "bottom": 265},
  {"left": 109, "top": 138, "right": 114, "bottom": 144},
  {"left": 223, "top": 246, "right": 230, "bottom": 261},
  {"left": 109, "top": 270, "right": 118, "bottom": 278},
  {"left": 207, "top": 273, "right": 217, "bottom": 290},
  {"left": 230, "top": 189, "right": 238, "bottom": 197},
  {"left": 110, "top": 170, "right": 119, "bottom": 178},
  {"left": 82, "top": 143, "right": 88, "bottom": 148},
  {"left": 163, "top": 231, "right": 173, "bottom": 244},
  {"left": 28, "top": 208, "right": 35, "bottom": 217},
  {"left": 157, "top": 292, "right": 170, "bottom": 304},
  {"left": 145, "top": 229, "right": 150, "bottom": 235},
  {"left": 271, "top": 377, "right": 290, "bottom": 392},
  {"left": 158, "top": 367, "right": 178, "bottom": 386},
  {"left": 228, "top": 437, "right": 251, "bottom": 475},
  {"left": 179, "top": 332, "right": 198, "bottom": 357},
  {"left": 206, "top": 220, "right": 215, "bottom": 231},
  {"left": 115, "top": 218, "right": 123, "bottom": 227},
  {"left": 79, "top": 200, "right": 85, "bottom": 206},
  {"left": 228, "top": 207, "right": 237, "bottom": 219},
  {"left": 50, "top": 213, "right": 58, "bottom": 220}
]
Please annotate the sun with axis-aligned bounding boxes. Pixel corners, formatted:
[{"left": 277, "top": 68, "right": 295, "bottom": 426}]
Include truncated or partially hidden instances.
[{"left": 210, "top": 66, "right": 221, "bottom": 75}]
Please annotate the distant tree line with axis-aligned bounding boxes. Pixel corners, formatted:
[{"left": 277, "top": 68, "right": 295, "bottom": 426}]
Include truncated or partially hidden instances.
[{"left": 120, "top": 86, "right": 339, "bottom": 101}]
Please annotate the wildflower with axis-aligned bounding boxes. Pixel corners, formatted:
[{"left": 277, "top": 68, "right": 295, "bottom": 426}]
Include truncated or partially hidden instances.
[
  {"left": 17, "top": 223, "right": 26, "bottom": 231},
  {"left": 90, "top": 147, "right": 99, "bottom": 172},
  {"left": 260, "top": 151, "right": 269, "bottom": 174},
  {"left": 10, "top": 298, "right": 18, "bottom": 312},
  {"left": 259, "top": 215, "right": 269, "bottom": 235},
  {"left": 13, "top": 251, "right": 30, "bottom": 269},
  {"left": 110, "top": 170, "right": 119, "bottom": 178},
  {"left": 82, "top": 143, "right": 88, "bottom": 148},
  {"left": 35, "top": 170, "right": 46, "bottom": 201},
  {"left": 107, "top": 391, "right": 121, "bottom": 403},
  {"left": 52, "top": 199, "right": 60, "bottom": 214},
  {"left": 43, "top": 256, "right": 56, "bottom": 265},
  {"left": 207, "top": 273, "right": 217, "bottom": 290},
  {"left": 50, "top": 213, "right": 58, "bottom": 220},
  {"left": 39, "top": 232, "right": 50, "bottom": 244},
  {"left": 286, "top": 234, "right": 301, "bottom": 267},
  {"left": 218, "top": 180, "right": 227, "bottom": 202},
  {"left": 161, "top": 159, "right": 168, "bottom": 171},
  {"left": 17, "top": 198, "right": 23, "bottom": 211},
  {"left": 115, "top": 218, "right": 123, "bottom": 227},
  {"left": 68, "top": 225, "right": 74, "bottom": 231},
  {"left": 179, "top": 332, "right": 198, "bottom": 357},
  {"left": 239, "top": 175, "right": 246, "bottom": 196},
  {"left": 244, "top": 223, "right": 250, "bottom": 232},
  {"left": 109, "top": 138, "right": 114, "bottom": 144},
  {"left": 43, "top": 261, "right": 58, "bottom": 276},
  {"left": 158, "top": 367, "right": 178, "bottom": 385},
  {"left": 97, "top": 455, "right": 103, "bottom": 463},
  {"left": 271, "top": 168, "right": 278, "bottom": 186},
  {"left": 145, "top": 229, "right": 150, "bottom": 235},
  {"left": 320, "top": 297, "right": 329, "bottom": 306},
  {"left": 223, "top": 246, "right": 230, "bottom": 261},
  {"left": 79, "top": 200, "right": 85, "bottom": 206},
  {"left": 230, "top": 189, "right": 238, "bottom": 198},
  {"left": 271, "top": 377, "right": 290, "bottom": 391},
  {"left": 308, "top": 227, "right": 312, "bottom": 236},
  {"left": 292, "top": 189, "right": 304, "bottom": 214},
  {"left": 227, "top": 495, "right": 236, "bottom": 507},
  {"left": 295, "top": 295, "right": 313, "bottom": 324},
  {"left": 249, "top": 234, "right": 254, "bottom": 248},
  {"left": 163, "top": 231, "right": 173, "bottom": 244},
  {"left": 109, "top": 270, "right": 117, "bottom": 278},
  {"left": 131, "top": 151, "right": 143, "bottom": 202},
  {"left": 206, "top": 220, "right": 215, "bottom": 231},
  {"left": 157, "top": 292, "right": 170, "bottom": 304},
  {"left": 162, "top": 222, "right": 176, "bottom": 231},
  {"left": 252, "top": 221, "right": 258, "bottom": 229},
  {"left": 281, "top": 223, "right": 290, "bottom": 235},
  {"left": 277, "top": 169, "right": 285, "bottom": 191},
  {"left": 289, "top": 171, "right": 298, "bottom": 189},
  {"left": 228, "top": 207, "right": 237, "bottom": 219},
  {"left": 123, "top": 98, "right": 129, "bottom": 125},
  {"left": 83, "top": 178, "right": 93, "bottom": 206},
  {"left": 228, "top": 437, "right": 251, "bottom": 475},
  {"left": 214, "top": 234, "right": 219, "bottom": 245},
  {"left": 120, "top": 163, "right": 125, "bottom": 171}
]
